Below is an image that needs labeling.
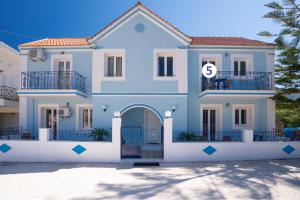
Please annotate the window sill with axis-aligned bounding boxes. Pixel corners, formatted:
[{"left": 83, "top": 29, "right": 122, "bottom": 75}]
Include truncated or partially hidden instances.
[
  {"left": 154, "top": 76, "right": 177, "bottom": 81},
  {"left": 102, "top": 76, "right": 125, "bottom": 81}
]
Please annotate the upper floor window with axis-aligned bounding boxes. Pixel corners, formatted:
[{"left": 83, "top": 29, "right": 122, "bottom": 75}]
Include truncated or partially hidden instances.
[
  {"left": 158, "top": 56, "right": 173, "bottom": 77},
  {"left": 234, "top": 58, "right": 247, "bottom": 76},
  {"left": 51, "top": 54, "right": 73, "bottom": 72},
  {"left": 105, "top": 56, "right": 122, "bottom": 77}
]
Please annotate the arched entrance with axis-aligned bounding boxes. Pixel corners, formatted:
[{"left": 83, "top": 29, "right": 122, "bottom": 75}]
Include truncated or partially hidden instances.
[{"left": 120, "top": 104, "right": 163, "bottom": 159}]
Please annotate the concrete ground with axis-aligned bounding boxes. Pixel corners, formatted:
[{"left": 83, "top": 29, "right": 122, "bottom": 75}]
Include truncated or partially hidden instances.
[{"left": 0, "top": 159, "right": 300, "bottom": 200}]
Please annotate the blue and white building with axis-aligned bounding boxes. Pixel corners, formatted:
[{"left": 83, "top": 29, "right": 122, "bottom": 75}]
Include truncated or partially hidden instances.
[{"left": 17, "top": 2, "right": 276, "bottom": 159}]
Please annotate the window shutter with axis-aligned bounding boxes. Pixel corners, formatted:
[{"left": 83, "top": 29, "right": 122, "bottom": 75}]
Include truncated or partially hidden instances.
[
  {"left": 241, "top": 109, "right": 247, "bottom": 124},
  {"left": 116, "top": 57, "right": 122, "bottom": 77},
  {"left": 234, "top": 61, "right": 239, "bottom": 76},
  {"left": 235, "top": 109, "right": 239, "bottom": 124},
  {"left": 167, "top": 57, "right": 173, "bottom": 76},
  {"left": 240, "top": 61, "right": 246, "bottom": 76},
  {"left": 158, "top": 57, "right": 165, "bottom": 76},
  {"left": 107, "top": 56, "right": 114, "bottom": 76}
]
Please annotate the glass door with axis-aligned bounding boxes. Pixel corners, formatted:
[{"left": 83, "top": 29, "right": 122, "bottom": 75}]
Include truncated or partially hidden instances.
[
  {"left": 203, "top": 109, "right": 216, "bottom": 141},
  {"left": 58, "top": 60, "right": 71, "bottom": 89},
  {"left": 45, "top": 108, "right": 58, "bottom": 140}
]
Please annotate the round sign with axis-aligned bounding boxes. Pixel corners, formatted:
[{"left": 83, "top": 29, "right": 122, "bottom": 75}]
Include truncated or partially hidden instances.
[{"left": 201, "top": 63, "right": 217, "bottom": 78}]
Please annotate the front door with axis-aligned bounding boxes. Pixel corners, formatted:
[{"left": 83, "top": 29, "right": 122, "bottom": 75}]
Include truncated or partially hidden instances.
[
  {"left": 45, "top": 108, "right": 58, "bottom": 139},
  {"left": 203, "top": 109, "right": 216, "bottom": 141},
  {"left": 144, "top": 110, "right": 161, "bottom": 144}
]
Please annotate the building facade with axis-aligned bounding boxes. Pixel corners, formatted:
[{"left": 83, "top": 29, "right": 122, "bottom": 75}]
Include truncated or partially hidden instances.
[
  {"left": 0, "top": 42, "right": 20, "bottom": 128},
  {"left": 17, "top": 2, "right": 276, "bottom": 158}
]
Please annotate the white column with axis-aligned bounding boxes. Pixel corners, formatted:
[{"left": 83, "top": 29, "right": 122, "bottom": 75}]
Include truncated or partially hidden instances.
[
  {"left": 39, "top": 128, "right": 51, "bottom": 142},
  {"left": 163, "top": 117, "right": 173, "bottom": 159},
  {"left": 267, "top": 98, "right": 276, "bottom": 131},
  {"left": 112, "top": 117, "right": 121, "bottom": 161},
  {"left": 242, "top": 129, "right": 253, "bottom": 144},
  {"left": 19, "top": 96, "right": 27, "bottom": 129}
]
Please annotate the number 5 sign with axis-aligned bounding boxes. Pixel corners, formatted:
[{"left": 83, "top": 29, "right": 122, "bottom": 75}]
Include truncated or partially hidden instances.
[{"left": 201, "top": 63, "right": 217, "bottom": 78}]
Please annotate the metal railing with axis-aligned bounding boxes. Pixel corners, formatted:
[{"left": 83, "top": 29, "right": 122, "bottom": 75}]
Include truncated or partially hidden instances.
[
  {"left": 50, "top": 130, "right": 112, "bottom": 142},
  {"left": 0, "top": 85, "right": 18, "bottom": 101},
  {"left": 201, "top": 71, "right": 272, "bottom": 92},
  {"left": 253, "top": 130, "right": 300, "bottom": 141},
  {"left": 173, "top": 131, "right": 243, "bottom": 142},
  {"left": 21, "top": 71, "right": 86, "bottom": 93},
  {"left": 0, "top": 127, "right": 38, "bottom": 140},
  {"left": 121, "top": 126, "right": 144, "bottom": 145}
]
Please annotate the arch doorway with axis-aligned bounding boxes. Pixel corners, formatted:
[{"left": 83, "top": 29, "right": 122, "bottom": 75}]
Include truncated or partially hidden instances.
[{"left": 120, "top": 105, "right": 163, "bottom": 159}]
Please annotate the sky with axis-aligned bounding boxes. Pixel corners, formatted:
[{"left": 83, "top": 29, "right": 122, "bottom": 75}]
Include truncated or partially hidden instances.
[{"left": 0, "top": 0, "right": 281, "bottom": 50}]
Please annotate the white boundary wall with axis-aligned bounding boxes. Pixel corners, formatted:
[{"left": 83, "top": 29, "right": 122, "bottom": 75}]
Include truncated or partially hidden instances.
[
  {"left": 0, "top": 116, "right": 299, "bottom": 163},
  {"left": 0, "top": 118, "right": 121, "bottom": 162},
  {"left": 164, "top": 118, "right": 300, "bottom": 162}
]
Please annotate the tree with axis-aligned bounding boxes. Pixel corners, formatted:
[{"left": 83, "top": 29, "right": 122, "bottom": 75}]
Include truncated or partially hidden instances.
[{"left": 259, "top": 0, "right": 300, "bottom": 127}]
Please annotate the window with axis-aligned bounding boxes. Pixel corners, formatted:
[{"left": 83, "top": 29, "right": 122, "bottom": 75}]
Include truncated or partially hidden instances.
[
  {"left": 232, "top": 105, "right": 254, "bottom": 129},
  {"left": 105, "top": 56, "right": 122, "bottom": 77},
  {"left": 234, "top": 59, "right": 247, "bottom": 76},
  {"left": 83, "top": 108, "right": 92, "bottom": 129},
  {"left": 158, "top": 56, "right": 173, "bottom": 77}
]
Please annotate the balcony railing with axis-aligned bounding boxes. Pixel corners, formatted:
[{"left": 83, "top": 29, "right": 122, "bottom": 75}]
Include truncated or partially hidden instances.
[
  {"left": 201, "top": 71, "right": 272, "bottom": 92},
  {"left": 21, "top": 71, "right": 86, "bottom": 93},
  {"left": 0, "top": 85, "right": 19, "bottom": 101}
]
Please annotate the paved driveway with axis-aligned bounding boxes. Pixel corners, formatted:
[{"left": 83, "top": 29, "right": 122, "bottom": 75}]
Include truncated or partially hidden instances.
[{"left": 0, "top": 159, "right": 300, "bottom": 200}]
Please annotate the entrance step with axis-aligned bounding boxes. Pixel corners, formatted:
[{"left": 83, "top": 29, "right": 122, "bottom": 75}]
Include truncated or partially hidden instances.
[{"left": 133, "top": 162, "right": 160, "bottom": 167}]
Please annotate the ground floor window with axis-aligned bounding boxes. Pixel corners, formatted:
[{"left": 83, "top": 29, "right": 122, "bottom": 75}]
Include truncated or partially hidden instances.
[
  {"left": 232, "top": 104, "right": 254, "bottom": 129},
  {"left": 76, "top": 104, "right": 93, "bottom": 130}
]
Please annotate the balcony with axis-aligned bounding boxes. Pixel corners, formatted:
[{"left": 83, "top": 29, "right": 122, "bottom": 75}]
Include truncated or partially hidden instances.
[
  {"left": 199, "top": 71, "right": 275, "bottom": 99},
  {"left": 20, "top": 71, "right": 86, "bottom": 96},
  {"left": 0, "top": 85, "right": 18, "bottom": 101}
]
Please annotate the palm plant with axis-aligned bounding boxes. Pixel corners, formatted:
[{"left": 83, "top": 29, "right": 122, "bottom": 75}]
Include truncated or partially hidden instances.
[
  {"left": 177, "top": 131, "right": 199, "bottom": 142},
  {"left": 89, "top": 128, "right": 109, "bottom": 141}
]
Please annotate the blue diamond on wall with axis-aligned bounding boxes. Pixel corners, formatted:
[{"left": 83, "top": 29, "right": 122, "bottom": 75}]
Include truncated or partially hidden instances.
[
  {"left": 282, "top": 145, "right": 295, "bottom": 155},
  {"left": 0, "top": 143, "right": 11, "bottom": 153},
  {"left": 203, "top": 145, "right": 217, "bottom": 155},
  {"left": 72, "top": 145, "right": 86, "bottom": 155}
]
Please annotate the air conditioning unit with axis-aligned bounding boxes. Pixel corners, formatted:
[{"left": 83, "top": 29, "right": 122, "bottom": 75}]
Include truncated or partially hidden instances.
[
  {"left": 28, "top": 48, "right": 46, "bottom": 61},
  {"left": 58, "top": 107, "right": 71, "bottom": 118}
]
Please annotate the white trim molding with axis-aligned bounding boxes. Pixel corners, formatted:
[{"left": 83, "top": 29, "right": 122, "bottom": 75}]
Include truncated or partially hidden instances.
[
  {"left": 50, "top": 54, "right": 73, "bottom": 71},
  {"left": 200, "top": 104, "right": 223, "bottom": 133},
  {"left": 153, "top": 49, "right": 188, "bottom": 93},
  {"left": 76, "top": 104, "right": 93, "bottom": 131},
  {"left": 37, "top": 104, "right": 60, "bottom": 131},
  {"left": 231, "top": 104, "right": 255, "bottom": 130},
  {"left": 230, "top": 54, "right": 254, "bottom": 72},
  {"left": 266, "top": 98, "right": 276, "bottom": 131},
  {"left": 17, "top": 89, "right": 87, "bottom": 97}
]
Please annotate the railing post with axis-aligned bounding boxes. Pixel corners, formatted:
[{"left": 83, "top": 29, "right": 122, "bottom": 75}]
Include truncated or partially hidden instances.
[
  {"left": 164, "top": 114, "right": 173, "bottom": 159},
  {"left": 39, "top": 128, "right": 51, "bottom": 142},
  {"left": 112, "top": 114, "right": 121, "bottom": 161},
  {"left": 242, "top": 129, "right": 253, "bottom": 144}
]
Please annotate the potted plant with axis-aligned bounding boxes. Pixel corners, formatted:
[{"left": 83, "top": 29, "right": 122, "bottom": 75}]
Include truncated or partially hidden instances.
[
  {"left": 177, "top": 131, "right": 199, "bottom": 142},
  {"left": 89, "top": 128, "right": 109, "bottom": 141}
]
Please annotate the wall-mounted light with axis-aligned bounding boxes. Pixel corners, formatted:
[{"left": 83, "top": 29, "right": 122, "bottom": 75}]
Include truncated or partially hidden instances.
[
  {"left": 165, "top": 111, "right": 172, "bottom": 118},
  {"left": 102, "top": 105, "right": 107, "bottom": 112},
  {"left": 114, "top": 111, "right": 121, "bottom": 118},
  {"left": 66, "top": 102, "right": 70, "bottom": 107},
  {"left": 226, "top": 102, "right": 230, "bottom": 107},
  {"left": 225, "top": 52, "right": 229, "bottom": 57},
  {"left": 60, "top": 51, "right": 65, "bottom": 54},
  {"left": 172, "top": 105, "right": 177, "bottom": 112}
]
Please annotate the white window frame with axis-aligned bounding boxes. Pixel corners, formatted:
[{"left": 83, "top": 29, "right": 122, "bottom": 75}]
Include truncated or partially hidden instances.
[
  {"left": 38, "top": 104, "right": 60, "bottom": 131},
  {"left": 200, "top": 104, "right": 223, "bottom": 132},
  {"left": 76, "top": 104, "right": 93, "bottom": 130},
  {"left": 103, "top": 49, "right": 125, "bottom": 81},
  {"left": 232, "top": 104, "right": 255, "bottom": 129},
  {"left": 153, "top": 49, "right": 176, "bottom": 80},
  {"left": 51, "top": 54, "right": 73, "bottom": 72},
  {"left": 231, "top": 54, "right": 253, "bottom": 73}
]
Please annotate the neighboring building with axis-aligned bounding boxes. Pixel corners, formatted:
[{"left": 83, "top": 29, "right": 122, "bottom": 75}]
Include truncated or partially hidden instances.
[
  {"left": 17, "top": 2, "right": 276, "bottom": 159},
  {"left": 0, "top": 42, "right": 20, "bottom": 128}
]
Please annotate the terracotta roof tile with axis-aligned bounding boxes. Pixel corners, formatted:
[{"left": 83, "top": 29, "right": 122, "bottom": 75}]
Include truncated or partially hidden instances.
[
  {"left": 19, "top": 37, "right": 90, "bottom": 47},
  {"left": 191, "top": 37, "right": 275, "bottom": 47}
]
